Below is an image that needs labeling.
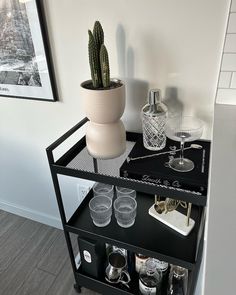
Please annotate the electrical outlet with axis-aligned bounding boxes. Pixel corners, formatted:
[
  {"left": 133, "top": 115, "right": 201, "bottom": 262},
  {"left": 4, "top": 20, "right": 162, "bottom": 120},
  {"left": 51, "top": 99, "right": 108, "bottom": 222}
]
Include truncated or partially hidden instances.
[
  {"left": 80, "top": 185, "right": 90, "bottom": 198},
  {"left": 77, "top": 184, "right": 92, "bottom": 204},
  {"left": 77, "top": 180, "right": 94, "bottom": 204}
]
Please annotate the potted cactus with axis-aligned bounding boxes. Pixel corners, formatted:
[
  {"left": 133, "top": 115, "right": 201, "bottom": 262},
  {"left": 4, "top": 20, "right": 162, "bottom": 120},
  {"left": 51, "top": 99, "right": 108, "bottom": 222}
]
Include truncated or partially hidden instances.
[{"left": 81, "top": 21, "right": 126, "bottom": 159}]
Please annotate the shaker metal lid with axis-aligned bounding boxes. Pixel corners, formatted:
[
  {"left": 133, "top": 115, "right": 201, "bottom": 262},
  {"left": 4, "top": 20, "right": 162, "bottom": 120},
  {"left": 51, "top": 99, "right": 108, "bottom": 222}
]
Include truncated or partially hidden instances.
[{"left": 149, "top": 89, "right": 162, "bottom": 105}]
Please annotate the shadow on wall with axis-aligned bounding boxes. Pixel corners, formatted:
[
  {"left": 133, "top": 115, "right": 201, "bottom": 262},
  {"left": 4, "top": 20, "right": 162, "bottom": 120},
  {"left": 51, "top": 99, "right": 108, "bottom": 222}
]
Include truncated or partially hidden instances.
[
  {"left": 116, "top": 24, "right": 186, "bottom": 132},
  {"left": 116, "top": 24, "right": 149, "bottom": 132},
  {"left": 164, "top": 87, "right": 184, "bottom": 118}
]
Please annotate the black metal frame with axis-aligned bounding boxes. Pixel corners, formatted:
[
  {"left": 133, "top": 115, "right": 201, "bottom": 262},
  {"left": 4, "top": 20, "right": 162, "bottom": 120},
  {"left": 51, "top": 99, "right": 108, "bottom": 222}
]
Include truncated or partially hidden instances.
[
  {"left": 46, "top": 117, "right": 206, "bottom": 294},
  {"left": 0, "top": 0, "right": 58, "bottom": 102},
  {"left": 46, "top": 118, "right": 88, "bottom": 290}
]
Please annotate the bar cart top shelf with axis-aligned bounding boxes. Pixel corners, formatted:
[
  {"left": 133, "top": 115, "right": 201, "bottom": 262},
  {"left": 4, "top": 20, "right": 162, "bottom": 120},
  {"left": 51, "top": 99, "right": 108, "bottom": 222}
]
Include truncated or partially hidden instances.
[{"left": 52, "top": 119, "right": 210, "bottom": 206}]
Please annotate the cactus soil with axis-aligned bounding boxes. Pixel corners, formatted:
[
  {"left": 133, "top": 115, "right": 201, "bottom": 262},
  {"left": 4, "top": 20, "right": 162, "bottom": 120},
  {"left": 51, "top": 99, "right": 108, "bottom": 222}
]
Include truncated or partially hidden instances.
[{"left": 82, "top": 80, "right": 122, "bottom": 90}]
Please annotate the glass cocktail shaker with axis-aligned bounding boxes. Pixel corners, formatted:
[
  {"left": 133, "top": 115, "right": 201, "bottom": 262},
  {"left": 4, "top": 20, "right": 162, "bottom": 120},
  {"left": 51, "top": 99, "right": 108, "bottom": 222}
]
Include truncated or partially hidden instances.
[{"left": 141, "top": 89, "right": 168, "bottom": 151}]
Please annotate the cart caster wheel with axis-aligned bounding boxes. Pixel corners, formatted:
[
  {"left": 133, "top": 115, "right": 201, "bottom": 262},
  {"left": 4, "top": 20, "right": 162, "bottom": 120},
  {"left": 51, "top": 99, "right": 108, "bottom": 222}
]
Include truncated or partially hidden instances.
[{"left": 74, "top": 284, "right": 81, "bottom": 293}]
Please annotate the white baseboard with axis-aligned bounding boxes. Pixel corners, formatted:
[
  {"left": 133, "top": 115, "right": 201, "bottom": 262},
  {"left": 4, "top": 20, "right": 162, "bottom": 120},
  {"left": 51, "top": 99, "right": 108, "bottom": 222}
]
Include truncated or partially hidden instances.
[{"left": 0, "top": 199, "right": 62, "bottom": 229}]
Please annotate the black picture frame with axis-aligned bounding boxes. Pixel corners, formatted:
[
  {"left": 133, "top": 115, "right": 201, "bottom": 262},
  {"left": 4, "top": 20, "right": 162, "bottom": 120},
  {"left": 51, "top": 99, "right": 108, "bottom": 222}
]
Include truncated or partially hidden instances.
[{"left": 0, "top": 0, "right": 58, "bottom": 102}]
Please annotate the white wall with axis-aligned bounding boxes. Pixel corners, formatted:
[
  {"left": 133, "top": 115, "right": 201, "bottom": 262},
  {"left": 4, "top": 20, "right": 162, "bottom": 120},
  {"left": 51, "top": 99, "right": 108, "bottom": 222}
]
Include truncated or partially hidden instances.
[
  {"left": 43, "top": 0, "right": 228, "bottom": 138},
  {"left": 203, "top": 2, "right": 236, "bottom": 295},
  {"left": 0, "top": 0, "right": 229, "bottom": 274},
  {"left": 204, "top": 104, "right": 236, "bottom": 294},
  {"left": 216, "top": 0, "right": 236, "bottom": 104}
]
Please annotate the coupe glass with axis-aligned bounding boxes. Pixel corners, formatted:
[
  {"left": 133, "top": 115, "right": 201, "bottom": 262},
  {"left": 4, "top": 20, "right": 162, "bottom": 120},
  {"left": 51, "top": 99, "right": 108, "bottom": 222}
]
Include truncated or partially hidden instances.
[{"left": 165, "top": 116, "right": 204, "bottom": 172}]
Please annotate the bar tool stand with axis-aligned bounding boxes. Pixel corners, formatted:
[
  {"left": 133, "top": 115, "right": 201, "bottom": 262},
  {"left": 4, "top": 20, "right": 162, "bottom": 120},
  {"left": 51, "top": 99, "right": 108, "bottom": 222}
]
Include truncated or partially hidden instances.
[{"left": 149, "top": 196, "right": 195, "bottom": 236}]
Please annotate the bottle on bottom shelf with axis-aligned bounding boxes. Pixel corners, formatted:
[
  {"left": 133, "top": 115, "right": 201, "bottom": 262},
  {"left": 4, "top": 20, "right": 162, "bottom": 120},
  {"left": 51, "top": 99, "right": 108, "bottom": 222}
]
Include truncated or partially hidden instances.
[
  {"left": 139, "top": 258, "right": 162, "bottom": 295},
  {"left": 136, "top": 253, "right": 170, "bottom": 293},
  {"left": 136, "top": 254, "right": 189, "bottom": 295},
  {"left": 105, "top": 246, "right": 188, "bottom": 294},
  {"left": 155, "top": 259, "right": 169, "bottom": 293},
  {"left": 167, "top": 265, "right": 188, "bottom": 295},
  {"left": 135, "top": 253, "right": 149, "bottom": 273}
]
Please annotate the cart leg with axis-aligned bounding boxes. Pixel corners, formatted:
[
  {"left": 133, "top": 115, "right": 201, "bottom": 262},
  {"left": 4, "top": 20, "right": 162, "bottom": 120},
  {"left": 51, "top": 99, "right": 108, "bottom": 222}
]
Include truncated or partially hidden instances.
[{"left": 74, "top": 283, "right": 81, "bottom": 293}]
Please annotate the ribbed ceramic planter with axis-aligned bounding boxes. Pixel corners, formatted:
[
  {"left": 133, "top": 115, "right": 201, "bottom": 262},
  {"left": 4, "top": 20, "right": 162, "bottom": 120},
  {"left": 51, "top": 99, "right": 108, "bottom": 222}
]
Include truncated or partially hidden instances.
[
  {"left": 86, "top": 120, "right": 126, "bottom": 159},
  {"left": 81, "top": 79, "right": 126, "bottom": 159}
]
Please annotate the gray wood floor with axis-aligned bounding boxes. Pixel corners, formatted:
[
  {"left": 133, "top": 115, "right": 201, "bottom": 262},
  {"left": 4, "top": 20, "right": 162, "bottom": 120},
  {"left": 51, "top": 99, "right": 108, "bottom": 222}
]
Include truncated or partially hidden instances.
[{"left": 0, "top": 210, "right": 99, "bottom": 295}]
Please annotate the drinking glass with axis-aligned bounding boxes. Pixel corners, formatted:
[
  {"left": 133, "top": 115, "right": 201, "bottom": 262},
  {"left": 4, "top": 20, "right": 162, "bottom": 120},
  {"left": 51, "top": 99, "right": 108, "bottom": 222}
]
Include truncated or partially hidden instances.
[
  {"left": 89, "top": 195, "right": 112, "bottom": 227},
  {"left": 165, "top": 116, "right": 204, "bottom": 172},
  {"left": 114, "top": 196, "right": 137, "bottom": 228},
  {"left": 115, "top": 186, "right": 136, "bottom": 199},
  {"left": 93, "top": 182, "right": 114, "bottom": 199}
]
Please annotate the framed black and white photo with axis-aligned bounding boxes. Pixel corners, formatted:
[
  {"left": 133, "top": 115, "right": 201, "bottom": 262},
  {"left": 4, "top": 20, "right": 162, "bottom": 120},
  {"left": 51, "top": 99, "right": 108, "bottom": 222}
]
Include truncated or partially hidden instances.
[{"left": 0, "top": 0, "right": 58, "bottom": 101}]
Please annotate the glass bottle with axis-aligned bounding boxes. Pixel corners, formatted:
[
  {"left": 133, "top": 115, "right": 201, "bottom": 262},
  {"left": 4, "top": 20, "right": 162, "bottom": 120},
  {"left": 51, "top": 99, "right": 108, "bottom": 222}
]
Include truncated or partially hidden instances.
[
  {"left": 135, "top": 253, "right": 149, "bottom": 273},
  {"left": 141, "top": 89, "right": 168, "bottom": 151},
  {"left": 139, "top": 258, "right": 162, "bottom": 295},
  {"left": 155, "top": 259, "right": 169, "bottom": 292},
  {"left": 167, "top": 265, "right": 188, "bottom": 295}
]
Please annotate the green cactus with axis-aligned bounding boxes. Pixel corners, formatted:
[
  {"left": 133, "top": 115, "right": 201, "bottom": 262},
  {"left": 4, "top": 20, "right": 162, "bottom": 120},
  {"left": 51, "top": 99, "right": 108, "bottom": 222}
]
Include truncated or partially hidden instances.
[
  {"left": 93, "top": 21, "right": 104, "bottom": 51},
  {"left": 88, "top": 30, "right": 101, "bottom": 88},
  {"left": 88, "top": 21, "right": 111, "bottom": 89},
  {"left": 100, "top": 44, "right": 110, "bottom": 88}
]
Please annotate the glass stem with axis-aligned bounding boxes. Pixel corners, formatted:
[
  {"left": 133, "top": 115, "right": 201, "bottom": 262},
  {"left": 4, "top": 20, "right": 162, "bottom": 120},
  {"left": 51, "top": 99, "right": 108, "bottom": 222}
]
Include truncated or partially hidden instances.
[{"left": 180, "top": 140, "right": 185, "bottom": 164}]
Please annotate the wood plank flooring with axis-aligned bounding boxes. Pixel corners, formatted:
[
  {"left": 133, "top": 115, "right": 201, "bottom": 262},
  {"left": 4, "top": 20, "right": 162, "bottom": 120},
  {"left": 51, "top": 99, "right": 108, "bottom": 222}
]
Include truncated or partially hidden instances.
[{"left": 0, "top": 210, "right": 99, "bottom": 295}]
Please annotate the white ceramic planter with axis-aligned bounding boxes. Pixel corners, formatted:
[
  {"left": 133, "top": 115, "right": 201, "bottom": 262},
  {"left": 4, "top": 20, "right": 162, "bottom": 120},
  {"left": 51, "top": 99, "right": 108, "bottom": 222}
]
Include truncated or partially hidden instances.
[
  {"left": 81, "top": 79, "right": 126, "bottom": 159},
  {"left": 86, "top": 120, "right": 126, "bottom": 159},
  {"left": 81, "top": 80, "right": 125, "bottom": 124}
]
